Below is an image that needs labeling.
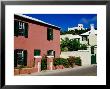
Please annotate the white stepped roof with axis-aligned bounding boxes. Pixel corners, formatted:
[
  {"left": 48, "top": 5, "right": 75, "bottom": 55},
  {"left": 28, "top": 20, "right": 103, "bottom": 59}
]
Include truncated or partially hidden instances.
[{"left": 15, "top": 14, "right": 61, "bottom": 29}]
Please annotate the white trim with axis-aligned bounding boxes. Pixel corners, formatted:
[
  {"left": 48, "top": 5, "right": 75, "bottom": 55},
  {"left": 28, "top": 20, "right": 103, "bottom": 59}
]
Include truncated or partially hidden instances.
[
  {"left": 34, "top": 56, "right": 42, "bottom": 58},
  {"left": 15, "top": 14, "right": 61, "bottom": 29},
  {"left": 47, "top": 56, "right": 54, "bottom": 58}
]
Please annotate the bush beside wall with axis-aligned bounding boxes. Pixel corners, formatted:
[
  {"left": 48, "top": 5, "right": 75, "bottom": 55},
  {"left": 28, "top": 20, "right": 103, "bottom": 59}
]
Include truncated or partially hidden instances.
[{"left": 53, "top": 56, "right": 81, "bottom": 68}]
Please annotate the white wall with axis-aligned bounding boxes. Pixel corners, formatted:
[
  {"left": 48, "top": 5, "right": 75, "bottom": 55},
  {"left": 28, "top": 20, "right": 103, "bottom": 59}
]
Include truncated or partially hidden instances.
[
  {"left": 88, "top": 34, "right": 97, "bottom": 46},
  {"left": 60, "top": 50, "right": 91, "bottom": 66},
  {"left": 80, "top": 40, "right": 88, "bottom": 45}
]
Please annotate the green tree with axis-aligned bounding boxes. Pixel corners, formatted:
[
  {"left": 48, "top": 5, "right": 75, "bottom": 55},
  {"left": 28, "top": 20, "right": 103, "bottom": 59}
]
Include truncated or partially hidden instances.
[{"left": 61, "top": 37, "right": 88, "bottom": 51}]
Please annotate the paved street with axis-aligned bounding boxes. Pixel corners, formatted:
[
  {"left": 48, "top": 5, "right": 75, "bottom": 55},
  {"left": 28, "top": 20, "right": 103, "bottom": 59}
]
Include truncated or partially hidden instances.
[{"left": 20, "top": 64, "right": 97, "bottom": 76}]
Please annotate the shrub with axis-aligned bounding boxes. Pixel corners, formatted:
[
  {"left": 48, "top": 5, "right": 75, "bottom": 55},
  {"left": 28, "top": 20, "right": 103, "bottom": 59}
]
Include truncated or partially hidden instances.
[
  {"left": 61, "top": 58, "right": 69, "bottom": 68},
  {"left": 53, "top": 57, "right": 82, "bottom": 68},
  {"left": 17, "top": 65, "right": 25, "bottom": 75},
  {"left": 80, "top": 44, "right": 87, "bottom": 50},
  {"left": 67, "top": 56, "right": 76, "bottom": 68},
  {"left": 75, "top": 57, "right": 81, "bottom": 66},
  {"left": 53, "top": 58, "right": 69, "bottom": 68},
  {"left": 41, "top": 55, "right": 47, "bottom": 70}
]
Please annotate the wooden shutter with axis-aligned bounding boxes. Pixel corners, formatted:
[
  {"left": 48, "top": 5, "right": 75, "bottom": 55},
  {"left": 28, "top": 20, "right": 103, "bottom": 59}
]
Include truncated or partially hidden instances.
[
  {"left": 23, "top": 50, "right": 27, "bottom": 66},
  {"left": 14, "top": 20, "right": 18, "bottom": 36},
  {"left": 24, "top": 23, "right": 28, "bottom": 38},
  {"left": 50, "top": 28, "right": 53, "bottom": 40},
  {"left": 47, "top": 28, "right": 53, "bottom": 40},
  {"left": 47, "top": 28, "right": 50, "bottom": 40},
  {"left": 54, "top": 51, "right": 55, "bottom": 58},
  {"left": 14, "top": 49, "right": 17, "bottom": 67}
]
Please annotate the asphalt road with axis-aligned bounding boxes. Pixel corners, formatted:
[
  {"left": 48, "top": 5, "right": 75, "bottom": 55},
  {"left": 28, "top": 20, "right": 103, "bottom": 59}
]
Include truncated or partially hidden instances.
[{"left": 21, "top": 64, "right": 97, "bottom": 76}]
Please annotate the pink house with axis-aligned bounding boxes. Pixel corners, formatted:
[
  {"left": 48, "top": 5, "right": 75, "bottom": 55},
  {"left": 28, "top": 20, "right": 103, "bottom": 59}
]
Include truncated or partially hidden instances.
[{"left": 14, "top": 14, "right": 60, "bottom": 74}]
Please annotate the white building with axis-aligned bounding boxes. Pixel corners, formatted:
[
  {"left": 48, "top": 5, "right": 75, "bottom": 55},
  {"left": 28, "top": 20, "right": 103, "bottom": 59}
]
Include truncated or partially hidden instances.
[
  {"left": 80, "top": 24, "right": 97, "bottom": 46},
  {"left": 61, "top": 24, "right": 97, "bottom": 46},
  {"left": 60, "top": 24, "right": 97, "bottom": 65},
  {"left": 68, "top": 24, "right": 85, "bottom": 31}
]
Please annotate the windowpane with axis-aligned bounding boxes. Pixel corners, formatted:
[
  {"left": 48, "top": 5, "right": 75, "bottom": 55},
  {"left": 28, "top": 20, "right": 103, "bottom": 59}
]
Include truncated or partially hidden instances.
[
  {"left": 19, "top": 21, "right": 25, "bottom": 29},
  {"left": 17, "top": 50, "right": 24, "bottom": 65},
  {"left": 47, "top": 50, "right": 54, "bottom": 56}
]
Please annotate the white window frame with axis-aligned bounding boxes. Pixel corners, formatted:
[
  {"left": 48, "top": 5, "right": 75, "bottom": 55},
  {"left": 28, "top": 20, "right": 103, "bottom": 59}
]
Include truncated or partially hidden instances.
[{"left": 19, "top": 21, "right": 25, "bottom": 30}]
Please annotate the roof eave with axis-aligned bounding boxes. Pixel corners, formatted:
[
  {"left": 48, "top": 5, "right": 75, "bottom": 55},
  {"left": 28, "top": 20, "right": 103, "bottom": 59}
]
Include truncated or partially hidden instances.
[{"left": 14, "top": 14, "right": 61, "bottom": 30}]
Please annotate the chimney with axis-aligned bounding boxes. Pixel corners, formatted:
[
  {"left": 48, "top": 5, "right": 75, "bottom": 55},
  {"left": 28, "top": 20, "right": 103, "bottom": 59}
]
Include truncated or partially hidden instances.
[
  {"left": 90, "top": 24, "right": 94, "bottom": 30},
  {"left": 90, "top": 24, "right": 95, "bottom": 34}
]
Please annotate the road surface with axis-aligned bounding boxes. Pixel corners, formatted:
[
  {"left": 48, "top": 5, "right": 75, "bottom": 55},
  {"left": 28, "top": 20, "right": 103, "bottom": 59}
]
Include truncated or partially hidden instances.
[{"left": 20, "top": 64, "right": 97, "bottom": 76}]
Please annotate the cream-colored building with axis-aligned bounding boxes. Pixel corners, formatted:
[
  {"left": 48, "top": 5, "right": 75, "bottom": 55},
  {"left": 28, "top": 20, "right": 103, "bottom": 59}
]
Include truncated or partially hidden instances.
[
  {"left": 68, "top": 24, "right": 85, "bottom": 31},
  {"left": 61, "top": 24, "right": 97, "bottom": 46},
  {"left": 60, "top": 24, "right": 97, "bottom": 65},
  {"left": 80, "top": 24, "right": 97, "bottom": 46}
]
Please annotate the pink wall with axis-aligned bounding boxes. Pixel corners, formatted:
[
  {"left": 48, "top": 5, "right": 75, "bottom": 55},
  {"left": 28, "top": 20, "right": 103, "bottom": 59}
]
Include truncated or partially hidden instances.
[{"left": 14, "top": 21, "right": 60, "bottom": 67}]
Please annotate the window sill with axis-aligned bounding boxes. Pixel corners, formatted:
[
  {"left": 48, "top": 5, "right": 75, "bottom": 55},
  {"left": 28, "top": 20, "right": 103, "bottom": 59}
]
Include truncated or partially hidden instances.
[
  {"left": 34, "top": 56, "right": 42, "bottom": 58},
  {"left": 47, "top": 56, "right": 54, "bottom": 58}
]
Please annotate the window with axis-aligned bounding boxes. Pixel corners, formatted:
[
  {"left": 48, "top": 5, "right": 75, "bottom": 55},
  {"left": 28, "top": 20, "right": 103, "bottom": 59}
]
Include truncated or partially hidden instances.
[
  {"left": 47, "top": 27, "right": 53, "bottom": 40},
  {"left": 19, "top": 21, "right": 25, "bottom": 29},
  {"left": 88, "top": 39, "right": 89, "bottom": 45},
  {"left": 14, "top": 20, "right": 28, "bottom": 38},
  {"left": 91, "top": 46, "right": 94, "bottom": 54},
  {"left": 34, "top": 49, "right": 41, "bottom": 56},
  {"left": 82, "top": 36, "right": 87, "bottom": 41},
  {"left": 47, "top": 50, "right": 54, "bottom": 56},
  {"left": 14, "top": 49, "right": 27, "bottom": 67},
  {"left": 17, "top": 50, "right": 24, "bottom": 65}
]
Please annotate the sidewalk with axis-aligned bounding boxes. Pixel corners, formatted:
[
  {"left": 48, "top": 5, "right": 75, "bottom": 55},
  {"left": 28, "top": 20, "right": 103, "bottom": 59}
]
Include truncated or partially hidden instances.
[{"left": 19, "top": 64, "right": 97, "bottom": 76}]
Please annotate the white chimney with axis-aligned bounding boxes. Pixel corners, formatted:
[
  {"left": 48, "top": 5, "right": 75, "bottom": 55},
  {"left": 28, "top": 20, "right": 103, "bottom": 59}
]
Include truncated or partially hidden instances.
[
  {"left": 90, "top": 24, "right": 94, "bottom": 30},
  {"left": 90, "top": 24, "right": 95, "bottom": 34}
]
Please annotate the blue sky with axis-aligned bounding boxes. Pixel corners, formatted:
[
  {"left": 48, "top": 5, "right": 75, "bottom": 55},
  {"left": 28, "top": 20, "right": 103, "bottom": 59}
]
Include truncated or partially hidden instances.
[{"left": 24, "top": 14, "right": 97, "bottom": 31}]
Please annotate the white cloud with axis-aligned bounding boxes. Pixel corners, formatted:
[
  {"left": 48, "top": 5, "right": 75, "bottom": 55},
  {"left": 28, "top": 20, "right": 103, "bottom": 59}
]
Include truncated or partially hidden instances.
[
  {"left": 90, "top": 16, "right": 97, "bottom": 22},
  {"left": 79, "top": 15, "right": 97, "bottom": 25},
  {"left": 79, "top": 18, "right": 89, "bottom": 24}
]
